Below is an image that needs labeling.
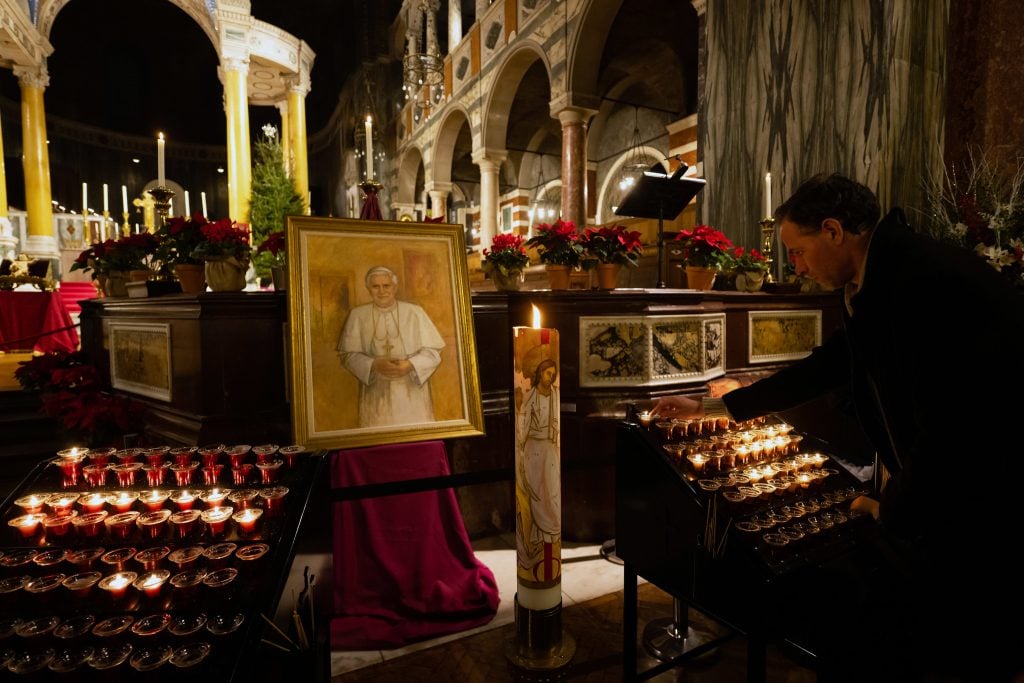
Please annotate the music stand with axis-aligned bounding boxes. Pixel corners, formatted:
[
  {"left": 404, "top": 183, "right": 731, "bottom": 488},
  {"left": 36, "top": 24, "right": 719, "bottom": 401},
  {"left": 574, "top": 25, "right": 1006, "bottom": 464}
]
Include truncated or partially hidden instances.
[{"left": 615, "top": 170, "right": 706, "bottom": 288}]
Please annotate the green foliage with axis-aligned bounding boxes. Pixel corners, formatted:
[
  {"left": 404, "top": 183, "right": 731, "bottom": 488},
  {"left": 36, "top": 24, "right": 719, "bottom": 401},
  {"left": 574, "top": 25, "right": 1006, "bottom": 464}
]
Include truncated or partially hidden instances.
[{"left": 249, "top": 128, "right": 305, "bottom": 279}]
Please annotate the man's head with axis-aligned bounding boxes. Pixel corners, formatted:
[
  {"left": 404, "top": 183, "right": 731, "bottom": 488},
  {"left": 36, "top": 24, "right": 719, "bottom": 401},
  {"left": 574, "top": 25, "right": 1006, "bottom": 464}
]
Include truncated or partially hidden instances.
[
  {"left": 365, "top": 266, "right": 399, "bottom": 308},
  {"left": 533, "top": 359, "right": 558, "bottom": 388},
  {"left": 775, "top": 174, "right": 880, "bottom": 290}
]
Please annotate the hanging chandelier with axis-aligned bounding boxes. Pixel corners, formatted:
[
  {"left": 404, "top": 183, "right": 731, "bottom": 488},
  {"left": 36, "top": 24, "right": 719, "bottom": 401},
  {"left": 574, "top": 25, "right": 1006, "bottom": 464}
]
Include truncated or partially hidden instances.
[
  {"left": 530, "top": 154, "right": 557, "bottom": 227},
  {"left": 617, "top": 107, "right": 650, "bottom": 192},
  {"left": 402, "top": 1, "right": 444, "bottom": 104}
]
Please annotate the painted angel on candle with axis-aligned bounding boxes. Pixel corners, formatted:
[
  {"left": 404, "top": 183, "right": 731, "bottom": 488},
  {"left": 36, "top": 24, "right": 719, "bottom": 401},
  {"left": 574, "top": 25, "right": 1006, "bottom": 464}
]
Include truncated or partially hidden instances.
[{"left": 514, "top": 353, "right": 561, "bottom": 584}]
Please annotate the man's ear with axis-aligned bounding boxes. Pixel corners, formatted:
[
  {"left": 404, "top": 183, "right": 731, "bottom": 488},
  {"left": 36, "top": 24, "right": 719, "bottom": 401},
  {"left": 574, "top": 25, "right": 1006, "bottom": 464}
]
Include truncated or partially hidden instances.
[{"left": 821, "top": 217, "right": 845, "bottom": 243}]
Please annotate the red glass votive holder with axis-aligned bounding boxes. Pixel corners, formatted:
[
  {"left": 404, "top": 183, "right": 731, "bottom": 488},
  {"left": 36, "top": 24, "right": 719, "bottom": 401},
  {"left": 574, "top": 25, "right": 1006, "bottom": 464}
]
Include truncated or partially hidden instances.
[
  {"left": 46, "top": 493, "right": 80, "bottom": 516},
  {"left": 228, "top": 489, "right": 258, "bottom": 509},
  {"left": 137, "top": 510, "right": 171, "bottom": 539},
  {"left": 203, "top": 542, "right": 237, "bottom": 569},
  {"left": 200, "top": 488, "right": 232, "bottom": 509},
  {"left": 256, "top": 459, "right": 284, "bottom": 484},
  {"left": 142, "top": 463, "right": 169, "bottom": 487},
  {"left": 143, "top": 446, "right": 171, "bottom": 466},
  {"left": 63, "top": 571, "right": 102, "bottom": 598},
  {"left": 170, "top": 462, "right": 199, "bottom": 487},
  {"left": 87, "top": 447, "right": 116, "bottom": 467},
  {"left": 231, "top": 464, "right": 254, "bottom": 485},
  {"left": 169, "top": 509, "right": 201, "bottom": 539},
  {"left": 78, "top": 492, "right": 107, "bottom": 514},
  {"left": 139, "top": 489, "right": 171, "bottom": 511},
  {"left": 134, "top": 569, "right": 170, "bottom": 599},
  {"left": 114, "top": 448, "right": 143, "bottom": 464},
  {"left": 52, "top": 456, "right": 85, "bottom": 486},
  {"left": 58, "top": 446, "right": 90, "bottom": 460},
  {"left": 198, "top": 443, "right": 226, "bottom": 462},
  {"left": 252, "top": 444, "right": 279, "bottom": 464},
  {"left": 43, "top": 510, "right": 77, "bottom": 538},
  {"left": 232, "top": 507, "right": 263, "bottom": 535},
  {"left": 105, "top": 511, "right": 140, "bottom": 539},
  {"left": 72, "top": 511, "right": 108, "bottom": 538},
  {"left": 8, "top": 513, "right": 45, "bottom": 539},
  {"left": 169, "top": 489, "right": 197, "bottom": 511},
  {"left": 106, "top": 491, "right": 139, "bottom": 513},
  {"left": 170, "top": 446, "right": 198, "bottom": 467},
  {"left": 201, "top": 465, "right": 224, "bottom": 485},
  {"left": 227, "top": 445, "right": 251, "bottom": 468},
  {"left": 112, "top": 462, "right": 143, "bottom": 487},
  {"left": 201, "top": 507, "right": 234, "bottom": 537},
  {"left": 14, "top": 493, "right": 47, "bottom": 515},
  {"left": 259, "top": 486, "right": 289, "bottom": 514},
  {"left": 134, "top": 546, "right": 170, "bottom": 572},
  {"left": 66, "top": 547, "right": 105, "bottom": 571},
  {"left": 98, "top": 571, "right": 137, "bottom": 600},
  {"left": 83, "top": 463, "right": 110, "bottom": 488},
  {"left": 168, "top": 546, "right": 203, "bottom": 572},
  {"left": 100, "top": 546, "right": 138, "bottom": 573},
  {"left": 279, "top": 445, "right": 306, "bottom": 468}
]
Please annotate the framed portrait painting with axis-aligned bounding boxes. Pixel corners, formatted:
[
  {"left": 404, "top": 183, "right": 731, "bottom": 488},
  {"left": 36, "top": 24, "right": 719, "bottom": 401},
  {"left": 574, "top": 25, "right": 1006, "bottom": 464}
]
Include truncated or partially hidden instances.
[{"left": 286, "top": 216, "right": 485, "bottom": 450}]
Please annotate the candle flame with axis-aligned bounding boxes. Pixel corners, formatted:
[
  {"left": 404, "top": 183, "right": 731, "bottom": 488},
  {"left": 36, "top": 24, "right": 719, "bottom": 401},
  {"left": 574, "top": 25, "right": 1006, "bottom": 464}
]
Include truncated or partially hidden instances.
[
  {"left": 366, "top": 114, "right": 373, "bottom": 124},
  {"left": 143, "top": 574, "right": 162, "bottom": 588},
  {"left": 110, "top": 575, "right": 130, "bottom": 589},
  {"left": 532, "top": 305, "right": 542, "bottom": 329},
  {"left": 158, "top": 132, "right": 164, "bottom": 141}
]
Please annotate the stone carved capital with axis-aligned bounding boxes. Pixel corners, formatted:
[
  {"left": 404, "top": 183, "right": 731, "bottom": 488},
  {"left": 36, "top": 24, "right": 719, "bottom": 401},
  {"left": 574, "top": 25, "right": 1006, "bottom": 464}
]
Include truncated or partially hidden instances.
[{"left": 13, "top": 64, "right": 49, "bottom": 89}]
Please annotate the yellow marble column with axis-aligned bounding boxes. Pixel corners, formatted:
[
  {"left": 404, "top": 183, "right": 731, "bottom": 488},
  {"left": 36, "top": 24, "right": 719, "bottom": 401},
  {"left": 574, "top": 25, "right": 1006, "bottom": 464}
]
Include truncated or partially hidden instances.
[
  {"left": 14, "top": 65, "right": 56, "bottom": 258},
  {"left": 222, "top": 57, "right": 252, "bottom": 225},
  {"left": 556, "top": 107, "right": 595, "bottom": 229},
  {"left": 287, "top": 82, "right": 310, "bottom": 214},
  {"left": 276, "top": 101, "right": 291, "bottom": 178},
  {"left": 0, "top": 107, "right": 7, "bottom": 219}
]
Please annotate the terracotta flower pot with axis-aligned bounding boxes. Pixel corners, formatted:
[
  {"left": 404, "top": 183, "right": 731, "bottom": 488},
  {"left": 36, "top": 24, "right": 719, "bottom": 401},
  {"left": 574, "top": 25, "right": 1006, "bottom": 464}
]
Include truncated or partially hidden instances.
[
  {"left": 104, "top": 271, "right": 129, "bottom": 297},
  {"left": 174, "top": 263, "right": 207, "bottom": 295},
  {"left": 595, "top": 263, "right": 622, "bottom": 290},
  {"left": 685, "top": 265, "right": 717, "bottom": 291},
  {"left": 545, "top": 265, "right": 571, "bottom": 290}
]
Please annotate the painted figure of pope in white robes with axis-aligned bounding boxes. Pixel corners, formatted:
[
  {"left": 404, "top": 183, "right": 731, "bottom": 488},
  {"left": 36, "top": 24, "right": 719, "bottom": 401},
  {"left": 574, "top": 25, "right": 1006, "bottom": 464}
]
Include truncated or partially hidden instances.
[{"left": 337, "top": 266, "right": 446, "bottom": 427}]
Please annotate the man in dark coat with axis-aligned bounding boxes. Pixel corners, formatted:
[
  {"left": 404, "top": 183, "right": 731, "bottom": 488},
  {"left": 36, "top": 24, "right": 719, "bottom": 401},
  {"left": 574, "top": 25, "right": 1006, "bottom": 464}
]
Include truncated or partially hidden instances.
[{"left": 655, "top": 173, "right": 1024, "bottom": 682}]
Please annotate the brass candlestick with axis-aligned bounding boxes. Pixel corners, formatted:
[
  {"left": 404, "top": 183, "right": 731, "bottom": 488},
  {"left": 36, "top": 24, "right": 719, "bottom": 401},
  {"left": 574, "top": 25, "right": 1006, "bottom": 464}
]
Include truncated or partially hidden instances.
[
  {"left": 149, "top": 186, "right": 175, "bottom": 230},
  {"left": 760, "top": 217, "right": 777, "bottom": 284},
  {"left": 122, "top": 211, "right": 131, "bottom": 237}
]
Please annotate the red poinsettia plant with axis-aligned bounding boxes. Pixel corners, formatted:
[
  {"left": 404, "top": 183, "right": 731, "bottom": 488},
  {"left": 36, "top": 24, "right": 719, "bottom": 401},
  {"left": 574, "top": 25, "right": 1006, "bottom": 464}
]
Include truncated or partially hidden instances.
[
  {"left": 729, "top": 246, "right": 768, "bottom": 272},
  {"left": 672, "top": 224, "right": 734, "bottom": 269},
  {"left": 70, "top": 233, "right": 159, "bottom": 277},
  {"left": 580, "top": 224, "right": 644, "bottom": 267},
  {"left": 524, "top": 220, "right": 585, "bottom": 267},
  {"left": 482, "top": 232, "right": 531, "bottom": 275},
  {"left": 155, "top": 213, "right": 209, "bottom": 267},
  {"left": 256, "top": 231, "right": 286, "bottom": 266},
  {"left": 190, "top": 219, "right": 251, "bottom": 261}
]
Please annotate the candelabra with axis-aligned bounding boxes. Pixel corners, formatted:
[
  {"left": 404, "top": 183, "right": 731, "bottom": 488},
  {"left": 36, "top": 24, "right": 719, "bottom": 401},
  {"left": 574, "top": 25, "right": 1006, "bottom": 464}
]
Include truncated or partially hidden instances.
[
  {"left": 149, "top": 187, "right": 175, "bottom": 230},
  {"left": 760, "top": 217, "right": 777, "bottom": 284}
]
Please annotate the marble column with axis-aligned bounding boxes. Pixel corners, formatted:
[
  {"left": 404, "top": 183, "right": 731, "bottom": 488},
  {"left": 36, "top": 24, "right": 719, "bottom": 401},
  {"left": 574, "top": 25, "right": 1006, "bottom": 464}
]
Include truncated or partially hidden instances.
[
  {"left": 222, "top": 57, "right": 253, "bottom": 226},
  {"left": 555, "top": 107, "right": 595, "bottom": 229},
  {"left": 287, "top": 79, "right": 311, "bottom": 215},
  {"left": 277, "top": 101, "right": 291, "bottom": 178},
  {"left": 448, "top": 0, "right": 463, "bottom": 50},
  {"left": 0, "top": 107, "right": 7, "bottom": 220},
  {"left": 473, "top": 151, "right": 506, "bottom": 250},
  {"left": 14, "top": 64, "right": 56, "bottom": 259},
  {"left": 427, "top": 182, "right": 452, "bottom": 220}
]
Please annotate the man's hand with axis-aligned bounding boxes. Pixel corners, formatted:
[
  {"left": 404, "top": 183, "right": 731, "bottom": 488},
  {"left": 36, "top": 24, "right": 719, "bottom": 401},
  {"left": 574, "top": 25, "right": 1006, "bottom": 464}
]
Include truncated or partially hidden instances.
[
  {"left": 650, "top": 394, "right": 703, "bottom": 420},
  {"left": 372, "top": 358, "right": 414, "bottom": 378}
]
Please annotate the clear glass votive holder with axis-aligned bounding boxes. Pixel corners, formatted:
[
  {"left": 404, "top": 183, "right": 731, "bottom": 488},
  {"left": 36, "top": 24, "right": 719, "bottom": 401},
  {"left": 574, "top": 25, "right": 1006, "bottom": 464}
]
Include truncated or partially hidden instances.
[
  {"left": 169, "top": 489, "right": 197, "bottom": 511},
  {"left": 139, "top": 489, "right": 171, "bottom": 512},
  {"left": 98, "top": 571, "right": 137, "bottom": 600},
  {"left": 105, "top": 491, "right": 139, "bottom": 513},
  {"left": 8, "top": 513, "right": 45, "bottom": 539},
  {"left": 203, "top": 542, "right": 237, "bottom": 569},
  {"left": 686, "top": 453, "right": 708, "bottom": 474},
  {"left": 200, "top": 488, "right": 232, "bottom": 509},
  {"left": 168, "top": 546, "right": 204, "bottom": 572},
  {"left": 63, "top": 571, "right": 102, "bottom": 599},
  {"left": 133, "top": 570, "right": 170, "bottom": 599},
  {"left": 66, "top": 547, "right": 105, "bottom": 571},
  {"left": 14, "top": 493, "right": 47, "bottom": 515},
  {"left": 232, "top": 507, "right": 263, "bottom": 534},
  {"left": 170, "top": 568, "right": 207, "bottom": 599},
  {"left": 201, "top": 507, "right": 234, "bottom": 537}
]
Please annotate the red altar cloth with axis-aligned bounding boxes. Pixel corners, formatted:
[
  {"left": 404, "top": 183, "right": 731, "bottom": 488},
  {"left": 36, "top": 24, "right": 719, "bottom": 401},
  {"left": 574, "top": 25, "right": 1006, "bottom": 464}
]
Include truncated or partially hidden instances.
[
  {"left": 330, "top": 441, "right": 500, "bottom": 649},
  {"left": 0, "top": 291, "right": 80, "bottom": 353}
]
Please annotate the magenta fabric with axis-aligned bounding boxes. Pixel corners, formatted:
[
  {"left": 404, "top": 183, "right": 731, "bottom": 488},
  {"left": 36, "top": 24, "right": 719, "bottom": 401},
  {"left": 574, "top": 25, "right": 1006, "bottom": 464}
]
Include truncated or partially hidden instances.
[
  {"left": 0, "top": 291, "right": 79, "bottom": 353},
  {"left": 59, "top": 282, "right": 98, "bottom": 316},
  {"left": 329, "top": 441, "right": 500, "bottom": 650}
]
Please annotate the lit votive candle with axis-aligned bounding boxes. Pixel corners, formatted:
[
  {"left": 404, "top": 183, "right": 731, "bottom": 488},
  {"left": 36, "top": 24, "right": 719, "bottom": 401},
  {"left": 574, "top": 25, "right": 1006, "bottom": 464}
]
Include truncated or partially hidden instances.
[
  {"left": 142, "top": 463, "right": 169, "bottom": 487},
  {"left": 58, "top": 447, "right": 89, "bottom": 460},
  {"left": 83, "top": 463, "right": 109, "bottom": 488},
  {"left": 72, "top": 511, "right": 108, "bottom": 538},
  {"left": 43, "top": 510, "right": 78, "bottom": 538},
  {"left": 139, "top": 489, "right": 171, "bottom": 512},
  {"left": 259, "top": 486, "right": 289, "bottom": 514},
  {"left": 686, "top": 453, "right": 708, "bottom": 474},
  {"left": 809, "top": 453, "right": 827, "bottom": 469},
  {"left": 232, "top": 507, "right": 263, "bottom": 534},
  {"left": 52, "top": 455, "right": 85, "bottom": 486},
  {"left": 171, "top": 446, "right": 198, "bottom": 468},
  {"left": 252, "top": 444, "right": 280, "bottom": 464},
  {"left": 796, "top": 473, "right": 813, "bottom": 489},
  {"left": 170, "top": 462, "right": 199, "bottom": 487},
  {"left": 200, "top": 488, "right": 232, "bottom": 509},
  {"left": 169, "top": 490, "right": 196, "bottom": 511},
  {"left": 137, "top": 510, "right": 171, "bottom": 539},
  {"left": 105, "top": 511, "right": 140, "bottom": 539},
  {"left": 112, "top": 462, "right": 143, "bottom": 487},
  {"left": 9, "top": 513, "right": 45, "bottom": 538},
  {"left": 279, "top": 445, "right": 306, "bottom": 468},
  {"left": 106, "top": 491, "right": 138, "bottom": 513},
  {"left": 99, "top": 571, "right": 137, "bottom": 600},
  {"left": 15, "top": 494, "right": 47, "bottom": 515},
  {"left": 201, "top": 506, "right": 234, "bottom": 536},
  {"left": 169, "top": 509, "right": 201, "bottom": 539},
  {"left": 47, "top": 493, "right": 80, "bottom": 516},
  {"left": 134, "top": 569, "right": 170, "bottom": 599},
  {"left": 256, "top": 459, "right": 284, "bottom": 484},
  {"left": 636, "top": 411, "right": 654, "bottom": 428}
]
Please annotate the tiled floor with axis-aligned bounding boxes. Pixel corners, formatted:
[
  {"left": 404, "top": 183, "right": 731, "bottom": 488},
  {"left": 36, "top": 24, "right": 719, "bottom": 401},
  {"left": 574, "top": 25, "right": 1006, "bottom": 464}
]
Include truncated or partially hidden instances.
[{"left": 327, "top": 535, "right": 815, "bottom": 682}]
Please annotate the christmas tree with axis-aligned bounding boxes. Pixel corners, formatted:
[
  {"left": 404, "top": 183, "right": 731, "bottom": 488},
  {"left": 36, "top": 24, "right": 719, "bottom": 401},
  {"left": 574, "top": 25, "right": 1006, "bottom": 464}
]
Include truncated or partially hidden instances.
[{"left": 249, "top": 125, "right": 305, "bottom": 280}]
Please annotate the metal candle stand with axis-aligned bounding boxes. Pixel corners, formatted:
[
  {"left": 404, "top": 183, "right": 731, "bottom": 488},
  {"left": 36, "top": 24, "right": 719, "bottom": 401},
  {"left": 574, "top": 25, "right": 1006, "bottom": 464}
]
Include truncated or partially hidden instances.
[
  {"left": 149, "top": 186, "right": 176, "bottom": 230},
  {"left": 759, "top": 217, "right": 776, "bottom": 284}
]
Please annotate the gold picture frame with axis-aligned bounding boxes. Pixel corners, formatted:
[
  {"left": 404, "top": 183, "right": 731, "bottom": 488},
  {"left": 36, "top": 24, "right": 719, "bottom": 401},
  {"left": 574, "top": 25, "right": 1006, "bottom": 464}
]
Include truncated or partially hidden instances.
[
  {"left": 109, "top": 322, "right": 172, "bottom": 401},
  {"left": 286, "top": 216, "right": 485, "bottom": 450}
]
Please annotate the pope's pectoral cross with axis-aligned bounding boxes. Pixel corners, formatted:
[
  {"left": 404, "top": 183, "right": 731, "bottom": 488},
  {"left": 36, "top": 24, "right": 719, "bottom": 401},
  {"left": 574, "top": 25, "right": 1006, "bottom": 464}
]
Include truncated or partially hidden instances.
[{"left": 382, "top": 339, "right": 394, "bottom": 358}]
